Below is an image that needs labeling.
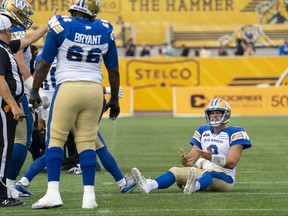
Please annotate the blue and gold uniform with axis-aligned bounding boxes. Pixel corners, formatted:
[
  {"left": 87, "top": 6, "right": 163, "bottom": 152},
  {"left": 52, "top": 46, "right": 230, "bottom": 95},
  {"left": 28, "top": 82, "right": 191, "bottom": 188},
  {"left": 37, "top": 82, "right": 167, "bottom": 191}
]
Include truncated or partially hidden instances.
[{"left": 31, "top": 0, "right": 120, "bottom": 209}]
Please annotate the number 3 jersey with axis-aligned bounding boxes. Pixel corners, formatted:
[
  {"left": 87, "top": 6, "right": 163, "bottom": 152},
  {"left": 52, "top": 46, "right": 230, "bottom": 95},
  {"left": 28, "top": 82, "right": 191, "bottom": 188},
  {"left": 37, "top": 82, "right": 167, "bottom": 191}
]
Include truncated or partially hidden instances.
[
  {"left": 190, "top": 125, "right": 252, "bottom": 180},
  {"left": 41, "top": 15, "right": 119, "bottom": 85}
]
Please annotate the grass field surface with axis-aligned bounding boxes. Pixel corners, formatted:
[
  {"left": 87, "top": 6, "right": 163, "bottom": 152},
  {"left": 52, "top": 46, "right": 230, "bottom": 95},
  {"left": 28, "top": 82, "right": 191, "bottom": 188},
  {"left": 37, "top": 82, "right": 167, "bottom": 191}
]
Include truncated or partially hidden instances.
[{"left": 2, "top": 116, "right": 288, "bottom": 216}]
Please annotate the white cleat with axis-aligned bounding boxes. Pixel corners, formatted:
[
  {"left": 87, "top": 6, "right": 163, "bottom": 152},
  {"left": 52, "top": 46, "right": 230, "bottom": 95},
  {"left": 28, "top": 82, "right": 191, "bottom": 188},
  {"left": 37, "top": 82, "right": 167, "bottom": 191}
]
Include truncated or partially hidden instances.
[
  {"left": 82, "top": 194, "right": 98, "bottom": 209},
  {"left": 131, "top": 167, "right": 152, "bottom": 194},
  {"left": 32, "top": 192, "right": 63, "bottom": 209},
  {"left": 8, "top": 186, "right": 20, "bottom": 199},
  {"left": 183, "top": 167, "right": 197, "bottom": 194}
]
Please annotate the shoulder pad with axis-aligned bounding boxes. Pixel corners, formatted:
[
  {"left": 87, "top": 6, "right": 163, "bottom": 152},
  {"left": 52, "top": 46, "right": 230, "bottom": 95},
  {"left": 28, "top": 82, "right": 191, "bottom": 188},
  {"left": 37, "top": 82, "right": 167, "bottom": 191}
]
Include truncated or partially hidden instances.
[
  {"left": 97, "top": 19, "right": 115, "bottom": 40},
  {"left": 48, "top": 15, "right": 72, "bottom": 34},
  {"left": 11, "top": 26, "right": 26, "bottom": 40},
  {"left": 95, "top": 19, "right": 112, "bottom": 29}
]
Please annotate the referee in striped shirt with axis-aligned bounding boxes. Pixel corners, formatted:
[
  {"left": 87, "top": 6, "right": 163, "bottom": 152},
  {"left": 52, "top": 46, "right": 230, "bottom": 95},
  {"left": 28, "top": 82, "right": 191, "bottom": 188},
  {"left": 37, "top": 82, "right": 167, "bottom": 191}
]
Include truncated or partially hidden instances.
[{"left": 0, "top": 14, "right": 48, "bottom": 207}]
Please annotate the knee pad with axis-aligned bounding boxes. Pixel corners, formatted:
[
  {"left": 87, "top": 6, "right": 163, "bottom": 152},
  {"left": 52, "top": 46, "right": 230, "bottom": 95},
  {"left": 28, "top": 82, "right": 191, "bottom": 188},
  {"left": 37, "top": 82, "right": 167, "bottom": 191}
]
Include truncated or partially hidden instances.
[
  {"left": 45, "top": 147, "right": 64, "bottom": 163},
  {"left": 49, "top": 126, "right": 69, "bottom": 144},
  {"left": 79, "top": 150, "right": 96, "bottom": 169}
]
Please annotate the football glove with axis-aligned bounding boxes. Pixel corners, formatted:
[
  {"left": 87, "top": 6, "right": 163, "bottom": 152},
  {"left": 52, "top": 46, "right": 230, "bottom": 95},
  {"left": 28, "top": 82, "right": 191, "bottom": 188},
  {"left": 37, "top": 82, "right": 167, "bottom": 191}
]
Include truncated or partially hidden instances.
[
  {"left": 29, "top": 88, "right": 42, "bottom": 109},
  {"left": 105, "top": 100, "right": 120, "bottom": 120}
]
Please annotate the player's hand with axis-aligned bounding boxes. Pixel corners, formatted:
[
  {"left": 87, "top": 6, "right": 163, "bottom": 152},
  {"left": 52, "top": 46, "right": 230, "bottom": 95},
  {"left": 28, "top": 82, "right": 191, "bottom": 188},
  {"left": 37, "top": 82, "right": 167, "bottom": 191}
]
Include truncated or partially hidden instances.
[
  {"left": 29, "top": 88, "right": 42, "bottom": 109},
  {"left": 50, "top": 6, "right": 58, "bottom": 19},
  {"left": 180, "top": 148, "right": 193, "bottom": 166},
  {"left": 196, "top": 148, "right": 212, "bottom": 160},
  {"left": 105, "top": 100, "right": 120, "bottom": 120}
]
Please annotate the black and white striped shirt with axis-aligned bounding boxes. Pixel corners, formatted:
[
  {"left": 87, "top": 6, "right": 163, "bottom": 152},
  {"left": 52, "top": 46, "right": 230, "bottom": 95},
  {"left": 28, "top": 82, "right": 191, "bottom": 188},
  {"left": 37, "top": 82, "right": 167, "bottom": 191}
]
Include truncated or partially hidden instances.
[{"left": 0, "top": 39, "right": 24, "bottom": 105}]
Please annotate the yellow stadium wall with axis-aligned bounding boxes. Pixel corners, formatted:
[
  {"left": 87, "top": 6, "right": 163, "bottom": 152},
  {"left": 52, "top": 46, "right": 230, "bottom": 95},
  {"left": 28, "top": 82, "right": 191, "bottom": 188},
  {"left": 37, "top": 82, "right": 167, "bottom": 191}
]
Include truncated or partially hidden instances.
[
  {"left": 28, "top": 0, "right": 288, "bottom": 46},
  {"left": 101, "top": 57, "right": 288, "bottom": 111}
]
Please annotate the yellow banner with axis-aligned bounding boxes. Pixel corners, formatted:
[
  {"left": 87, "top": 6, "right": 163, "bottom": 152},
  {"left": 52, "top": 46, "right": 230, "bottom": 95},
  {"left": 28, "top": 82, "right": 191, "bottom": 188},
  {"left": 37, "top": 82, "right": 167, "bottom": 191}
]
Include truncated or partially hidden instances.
[
  {"left": 173, "top": 86, "right": 288, "bottom": 116},
  {"left": 102, "top": 86, "right": 133, "bottom": 118},
  {"left": 29, "top": 0, "right": 257, "bottom": 25},
  {"left": 28, "top": 0, "right": 288, "bottom": 45},
  {"left": 102, "top": 57, "right": 288, "bottom": 111}
]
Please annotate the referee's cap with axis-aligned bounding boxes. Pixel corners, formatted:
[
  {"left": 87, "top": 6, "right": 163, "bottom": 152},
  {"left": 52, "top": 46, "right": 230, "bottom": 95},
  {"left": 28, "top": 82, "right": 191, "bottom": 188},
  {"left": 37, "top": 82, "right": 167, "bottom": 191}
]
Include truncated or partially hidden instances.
[{"left": 0, "top": 15, "right": 11, "bottom": 30}]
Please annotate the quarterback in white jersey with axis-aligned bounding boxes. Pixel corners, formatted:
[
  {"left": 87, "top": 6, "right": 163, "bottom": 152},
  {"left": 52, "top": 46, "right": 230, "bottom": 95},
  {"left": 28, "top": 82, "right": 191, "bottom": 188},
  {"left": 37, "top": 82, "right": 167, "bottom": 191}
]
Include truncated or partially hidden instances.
[
  {"left": 30, "top": 0, "right": 120, "bottom": 210},
  {"left": 131, "top": 98, "right": 252, "bottom": 194}
]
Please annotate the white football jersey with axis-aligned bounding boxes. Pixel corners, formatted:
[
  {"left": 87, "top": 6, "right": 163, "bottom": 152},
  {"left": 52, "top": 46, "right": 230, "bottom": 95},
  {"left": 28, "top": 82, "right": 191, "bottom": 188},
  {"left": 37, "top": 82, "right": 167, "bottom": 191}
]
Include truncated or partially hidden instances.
[{"left": 190, "top": 125, "right": 252, "bottom": 180}]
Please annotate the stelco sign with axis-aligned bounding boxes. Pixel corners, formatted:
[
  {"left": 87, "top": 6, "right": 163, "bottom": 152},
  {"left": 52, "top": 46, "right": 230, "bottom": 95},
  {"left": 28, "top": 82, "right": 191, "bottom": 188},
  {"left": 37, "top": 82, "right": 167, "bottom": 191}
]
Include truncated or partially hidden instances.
[{"left": 126, "top": 59, "right": 199, "bottom": 88}]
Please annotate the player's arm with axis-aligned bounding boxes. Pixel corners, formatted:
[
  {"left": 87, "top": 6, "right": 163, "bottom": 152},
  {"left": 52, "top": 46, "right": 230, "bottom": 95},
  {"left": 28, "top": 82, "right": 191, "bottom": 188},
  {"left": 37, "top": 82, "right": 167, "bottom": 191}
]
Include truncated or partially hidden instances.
[
  {"left": 33, "top": 59, "right": 51, "bottom": 90},
  {"left": 180, "top": 145, "right": 201, "bottom": 167},
  {"left": 224, "top": 144, "right": 243, "bottom": 169},
  {"left": 107, "top": 68, "right": 120, "bottom": 101},
  {"left": 19, "top": 25, "right": 47, "bottom": 50},
  {"left": 104, "top": 86, "right": 123, "bottom": 98},
  {"left": 103, "top": 27, "right": 120, "bottom": 120},
  {"left": 33, "top": 19, "right": 59, "bottom": 90},
  {"left": 29, "top": 59, "right": 51, "bottom": 108},
  {"left": 19, "top": 7, "right": 58, "bottom": 50},
  {"left": 197, "top": 144, "right": 243, "bottom": 169}
]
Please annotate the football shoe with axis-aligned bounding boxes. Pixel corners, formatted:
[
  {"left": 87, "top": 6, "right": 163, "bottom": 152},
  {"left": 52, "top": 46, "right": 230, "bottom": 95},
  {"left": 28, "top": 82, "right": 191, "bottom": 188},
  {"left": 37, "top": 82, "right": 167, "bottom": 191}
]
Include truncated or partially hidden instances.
[
  {"left": 131, "top": 167, "right": 153, "bottom": 193},
  {"left": 15, "top": 182, "right": 33, "bottom": 197},
  {"left": 183, "top": 167, "right": 197, "bottom": 194},
  {"left": 120, "top": 176, "right": 137, "bottom": 193}
]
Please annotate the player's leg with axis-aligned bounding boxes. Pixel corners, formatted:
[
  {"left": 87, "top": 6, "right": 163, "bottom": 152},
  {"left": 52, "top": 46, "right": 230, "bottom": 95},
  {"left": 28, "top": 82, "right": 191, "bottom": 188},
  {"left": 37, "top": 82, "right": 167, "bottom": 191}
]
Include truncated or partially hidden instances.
[
  {"left": 15, "top": 154, "right": 46, "bottom": 197},
  {"left": 32, "top": 83, "right": 80, "bottom": 209},
  {"left": 131, "top": 166, "right": 190, "bottom": 194},
  {"left": 183, "top": 167, "right": 234, "bottom": 194},
  {"left": 204, "top": 170, "right": 234, "bottom": 191},
  {"left": 131, "top": 167, "right": 169, "bottom": 194},
  {"left": 96, "top": 132, "right": 136, "bottom": 193},
  {"left": 73, "top": 82, "right": 103, "bottom": 209},
  {"left": 6, "top": 95, "right": 33, "bottom": 198}
]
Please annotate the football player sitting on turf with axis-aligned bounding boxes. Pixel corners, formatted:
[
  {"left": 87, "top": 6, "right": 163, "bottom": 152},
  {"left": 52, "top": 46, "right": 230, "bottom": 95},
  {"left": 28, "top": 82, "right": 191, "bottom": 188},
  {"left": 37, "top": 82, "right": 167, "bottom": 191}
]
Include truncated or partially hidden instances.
[{"left": 132, "top": 98, "right": 252, "bottom": 194}]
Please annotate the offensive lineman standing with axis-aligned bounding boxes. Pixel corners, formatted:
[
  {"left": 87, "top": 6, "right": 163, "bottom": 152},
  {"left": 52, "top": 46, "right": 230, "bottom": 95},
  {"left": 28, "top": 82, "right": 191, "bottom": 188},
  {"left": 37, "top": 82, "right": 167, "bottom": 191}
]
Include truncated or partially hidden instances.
[{"left": 29, "top": 0, "right": 120, "bottom": 209}]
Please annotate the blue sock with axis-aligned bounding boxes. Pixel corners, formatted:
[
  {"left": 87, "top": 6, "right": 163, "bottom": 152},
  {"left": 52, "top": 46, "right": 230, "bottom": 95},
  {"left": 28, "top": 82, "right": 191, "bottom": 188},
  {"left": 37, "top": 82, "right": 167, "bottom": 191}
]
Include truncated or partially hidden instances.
[
  {"left": 97, "top": 146, "right": 124, "bottom": 182},
  {"left": 7, "top": 144, "right": 28, "bottom": 180},
  {"left": 46, "top": 147, "right": 63, "bottom": 182},
  {"left": 80, "top": 150, "right": 96, "bottom": 186},
  {"left": 155, "top": 171, "right": 176, "bottom": 189},
  {"left": 197, "top": 172, "right": 213, "bottom": 190},
  {"left": 24, "top": 154, "right": 46, "bottom": 182}
]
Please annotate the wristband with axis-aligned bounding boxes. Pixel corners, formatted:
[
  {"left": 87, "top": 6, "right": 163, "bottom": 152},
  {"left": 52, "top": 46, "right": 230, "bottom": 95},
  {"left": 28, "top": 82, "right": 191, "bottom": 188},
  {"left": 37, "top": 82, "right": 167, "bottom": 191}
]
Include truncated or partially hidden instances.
[
  {"left": 211, "top": 155, "right": 226, "bottom": 167},
  {"left": 24, "top": 76, "right": 34, "bottom": 90},
  {"left": 105, "top": 87, "right": 111, "bottom": 95}
]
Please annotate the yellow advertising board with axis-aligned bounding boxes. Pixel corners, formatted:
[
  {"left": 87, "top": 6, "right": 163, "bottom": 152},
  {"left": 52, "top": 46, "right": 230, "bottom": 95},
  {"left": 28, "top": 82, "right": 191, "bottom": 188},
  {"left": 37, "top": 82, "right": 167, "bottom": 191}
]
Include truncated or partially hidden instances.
[
  {"left": 29, "top": 0, "right": 259, "bottom": 25},
  {"left": 28, "top": 0, "right": 288, "bottom": 45},
  {"left": 102, "top": 57, "right": 288, "bottom": 111},
  {"left": 173, "top": 86, "right": 288, "bottom": 116},
  {"left": 102, "top": 86, "right": 134, "bottom": 118}
]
